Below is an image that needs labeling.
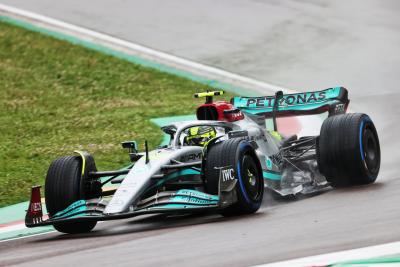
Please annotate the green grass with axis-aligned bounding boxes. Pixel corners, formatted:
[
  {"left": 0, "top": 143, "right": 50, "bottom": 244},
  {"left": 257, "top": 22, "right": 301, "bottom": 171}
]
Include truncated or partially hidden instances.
[{"left": 0, "top": 21, "right": 233, "bottom": 207}]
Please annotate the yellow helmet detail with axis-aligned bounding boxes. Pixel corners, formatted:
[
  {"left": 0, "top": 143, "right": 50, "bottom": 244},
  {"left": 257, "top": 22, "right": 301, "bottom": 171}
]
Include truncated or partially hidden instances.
[{"left": 184, "top": 126, "right": 216, "bottom": 147}]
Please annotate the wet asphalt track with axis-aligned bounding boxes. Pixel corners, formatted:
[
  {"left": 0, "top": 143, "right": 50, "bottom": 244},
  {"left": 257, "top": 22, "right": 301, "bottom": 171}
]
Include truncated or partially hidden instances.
[{"left": 0, "top": 0, "right": 400, "bottom": 266}]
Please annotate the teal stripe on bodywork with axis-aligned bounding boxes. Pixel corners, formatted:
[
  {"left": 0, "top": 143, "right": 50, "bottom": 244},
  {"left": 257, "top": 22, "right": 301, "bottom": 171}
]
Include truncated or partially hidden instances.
[
  {"left": 53, "top": 200, "right": 86, "bottom": 218},
  {"left": 140, "top": 189, "right": 219, "bottom": 210},
  {"left": 52, "top": 200, "right": 88, "bottom": 219},
  {"left": 175, "top": 189, "right": 219, "bottom": 201},
  {"left": 163, "top": 169, "right": 200, "bottom": 180},
  {"left": 169, "top": 196, "right": 218, "bottom": 205},
  {"left": 146, "top": 168, "right": 201, "bottom": 192},
  {"left": 263, "top": 171, "right": 282, "bottom": 181},
  {"left": 147, "top": 204, "right": 214, "bottom": 209}
]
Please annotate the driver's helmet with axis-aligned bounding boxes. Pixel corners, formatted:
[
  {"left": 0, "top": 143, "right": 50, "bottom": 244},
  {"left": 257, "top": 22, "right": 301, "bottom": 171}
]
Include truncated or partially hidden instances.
[{"left": 184, "top": 126, "right": 217, "bottom": 147}]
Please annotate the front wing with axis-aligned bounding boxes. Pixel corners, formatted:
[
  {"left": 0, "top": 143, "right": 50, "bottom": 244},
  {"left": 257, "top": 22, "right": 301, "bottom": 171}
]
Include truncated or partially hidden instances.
[{"left": 25, "top": 175, "right": 237, "bottom": 228}]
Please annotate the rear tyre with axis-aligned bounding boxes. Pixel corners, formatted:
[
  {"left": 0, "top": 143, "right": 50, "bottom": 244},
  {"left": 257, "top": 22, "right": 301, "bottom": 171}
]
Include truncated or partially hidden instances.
[
  {"left": 45, "top": 156, "right": 98, "bottom": 233},
  {"left": 204, "top": 138, "right": 264, "bottom": 216},
  {"left": 317, "top": 113, "right": 380, "bottom": 187}
]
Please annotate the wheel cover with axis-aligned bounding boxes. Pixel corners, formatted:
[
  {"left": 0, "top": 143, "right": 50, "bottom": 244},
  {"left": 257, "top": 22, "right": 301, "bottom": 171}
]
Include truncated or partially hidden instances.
[
  {"left": 241, "top": 155, "right": 262, "bottom": 202},
  {"left": 362, "top": 124, "right": 380, "bottom": 174}
]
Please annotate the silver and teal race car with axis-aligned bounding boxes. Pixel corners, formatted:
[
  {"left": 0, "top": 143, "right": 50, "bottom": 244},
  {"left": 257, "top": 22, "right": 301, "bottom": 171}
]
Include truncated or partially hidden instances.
[{"left": 25, "top": 88, "right": 380, "bottom": 234}]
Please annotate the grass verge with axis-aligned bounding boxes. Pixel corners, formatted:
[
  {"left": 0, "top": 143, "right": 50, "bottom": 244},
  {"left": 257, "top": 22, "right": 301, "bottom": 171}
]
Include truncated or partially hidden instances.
[{"left": 0, "top": 21, "right": 233, "bottom": 207}]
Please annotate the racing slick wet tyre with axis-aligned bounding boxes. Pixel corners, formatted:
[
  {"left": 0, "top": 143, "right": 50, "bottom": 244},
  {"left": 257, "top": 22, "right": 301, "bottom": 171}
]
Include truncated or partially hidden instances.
[
  {"left": 45, "top": 155, "right": 99, "bottom": 234},
  {"left": 204, "top": 138, "right": 264, "bottom": 216},
  {"left": 317, "top": 113, "right": 380, "bottom": 187}
]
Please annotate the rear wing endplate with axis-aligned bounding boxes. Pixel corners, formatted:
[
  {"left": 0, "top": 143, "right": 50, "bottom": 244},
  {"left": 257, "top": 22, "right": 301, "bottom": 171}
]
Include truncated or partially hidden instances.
[{"left": 231, "top": 87, "right": 349, "bottom": 117}]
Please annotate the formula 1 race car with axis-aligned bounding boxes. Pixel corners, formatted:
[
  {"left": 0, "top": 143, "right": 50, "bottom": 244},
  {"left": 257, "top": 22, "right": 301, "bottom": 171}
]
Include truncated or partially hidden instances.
[{"left": 25, "top": 87, "right": 380, "bottom": 234}]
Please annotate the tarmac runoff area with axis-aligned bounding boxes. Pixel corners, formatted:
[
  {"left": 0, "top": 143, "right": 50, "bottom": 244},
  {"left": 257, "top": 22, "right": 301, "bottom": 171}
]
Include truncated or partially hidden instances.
[{"left": 0, "top": 1, "right": 400, "bottom": 266}]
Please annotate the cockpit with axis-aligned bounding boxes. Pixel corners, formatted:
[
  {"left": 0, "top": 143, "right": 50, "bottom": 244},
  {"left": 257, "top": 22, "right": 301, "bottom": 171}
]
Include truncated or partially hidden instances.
[{"left": 161, "top": 122, "right": 234, "bottom": 147}]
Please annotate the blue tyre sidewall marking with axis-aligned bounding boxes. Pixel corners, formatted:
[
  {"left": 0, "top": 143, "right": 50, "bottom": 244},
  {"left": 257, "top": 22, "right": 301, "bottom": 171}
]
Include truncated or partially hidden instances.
[
  {"left": 236, "top": 142, "right": 259, "bottom": 209},
  {"left": 359, "top": 116, "right": 372, "bottom": 160}
]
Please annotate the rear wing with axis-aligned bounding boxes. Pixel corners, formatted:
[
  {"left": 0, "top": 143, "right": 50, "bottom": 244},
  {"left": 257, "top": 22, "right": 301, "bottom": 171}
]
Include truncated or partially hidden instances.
[{"left": 231, "top": 87, "right": 349, "bottom": 118}]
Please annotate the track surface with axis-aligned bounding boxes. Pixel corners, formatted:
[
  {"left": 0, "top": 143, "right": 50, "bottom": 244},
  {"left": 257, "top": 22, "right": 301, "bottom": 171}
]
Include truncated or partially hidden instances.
[{"left": 0, "top": 1, "right": 399, "bottom": 266}]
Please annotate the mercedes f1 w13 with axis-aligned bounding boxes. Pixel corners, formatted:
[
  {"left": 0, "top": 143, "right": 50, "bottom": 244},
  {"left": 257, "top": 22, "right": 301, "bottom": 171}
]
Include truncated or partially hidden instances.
[{"left": 25, "top": 87, "right": 380, "bottom": 234}]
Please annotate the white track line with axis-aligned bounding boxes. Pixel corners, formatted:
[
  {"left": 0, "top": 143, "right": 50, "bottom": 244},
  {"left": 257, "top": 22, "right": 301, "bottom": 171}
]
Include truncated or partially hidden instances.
[
  {"left": 0, "top": 230, "right": 56, "bottom": 243},
  {"left": 0, "top": 3, "right": 294, "bottom": 95},
  {"left": 253, "top": 241, "right": 400, "bottom": 267}
]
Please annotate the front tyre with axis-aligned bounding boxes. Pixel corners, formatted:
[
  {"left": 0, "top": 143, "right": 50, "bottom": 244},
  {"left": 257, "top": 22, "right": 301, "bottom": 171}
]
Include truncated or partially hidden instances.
[
  {"left": 317, "top": 113, "right": 380, "bottom": 187},
  {"left": 204, "top": 138, "right": 264, "bottom": 216},
  {"left": 45, "top": 155, "right": 98, "bottom": 233}
]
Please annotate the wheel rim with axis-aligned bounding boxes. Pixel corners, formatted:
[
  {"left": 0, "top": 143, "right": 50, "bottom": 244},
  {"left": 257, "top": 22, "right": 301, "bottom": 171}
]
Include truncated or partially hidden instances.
[
  {"left": 362, "top": 124, "right": 380, "bottom": 174},
  {"left": 241, "top": 154, "right": 262, "bottom": 202}
]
